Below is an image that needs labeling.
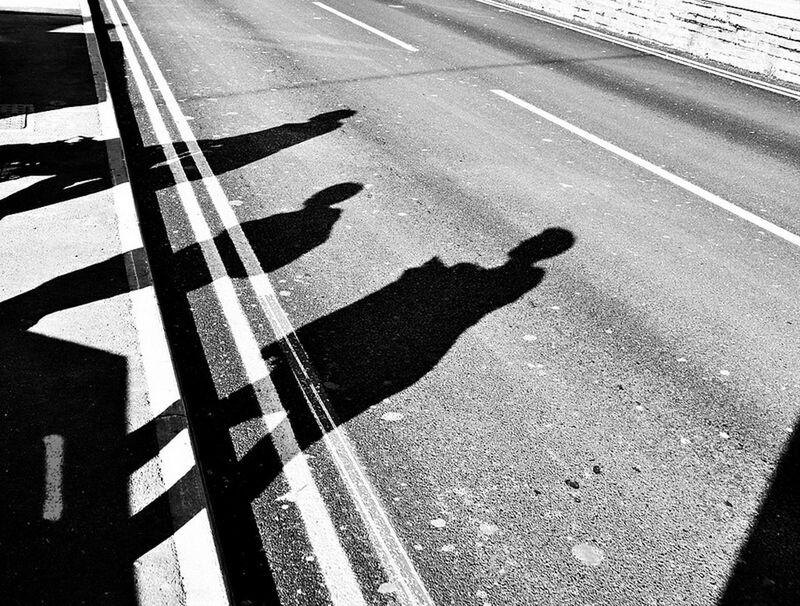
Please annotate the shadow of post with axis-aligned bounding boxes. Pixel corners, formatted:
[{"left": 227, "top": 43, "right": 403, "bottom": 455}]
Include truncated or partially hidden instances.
[{"left": 233, "top": 229, "right": 576, "bottom": 500}]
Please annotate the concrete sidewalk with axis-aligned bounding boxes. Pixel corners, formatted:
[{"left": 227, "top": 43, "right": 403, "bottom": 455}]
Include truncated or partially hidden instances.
[{"left": 0, "top": 0, "right": 228, "bottom": 603}]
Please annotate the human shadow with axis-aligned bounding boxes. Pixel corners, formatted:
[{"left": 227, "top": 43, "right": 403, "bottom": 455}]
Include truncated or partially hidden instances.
[
  {"left": 0, "top": 111, "right": 356, "bottom": 222},
  {"left": 198, "top": 109, "right": 356, "bottom": 177},
  {"left": 243, "top": 228, "right": 575, "bottom": 498},
  {"left": 144, "top": 109, "right": 357, "bottom": 192},
  {"left": 241, "top": 181, "right": 363, "bottom": 273},
  {"left": 719, "top": 423, "right": 800, "bottom": 605}
]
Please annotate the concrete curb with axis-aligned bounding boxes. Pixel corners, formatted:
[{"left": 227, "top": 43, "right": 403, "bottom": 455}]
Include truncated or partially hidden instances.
[{"left": 78, "top": 0, "right": 231, "bottom": 603}]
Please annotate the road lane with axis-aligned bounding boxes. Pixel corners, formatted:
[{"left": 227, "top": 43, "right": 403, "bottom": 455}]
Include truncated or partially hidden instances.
[
  {"left": 96, "top": 0, "right": 800, "bottom": 603},
  {"left": 491, "top": 88, "right": 800, "bottom": 247}
]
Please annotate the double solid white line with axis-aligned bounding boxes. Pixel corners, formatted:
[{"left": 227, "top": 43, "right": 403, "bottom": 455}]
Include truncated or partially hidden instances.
[{"left": 101, "top": 0, "right": 434, "bottom": 604}]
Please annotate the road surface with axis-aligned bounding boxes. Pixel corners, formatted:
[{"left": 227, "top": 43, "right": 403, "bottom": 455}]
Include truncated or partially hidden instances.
[{"left": 92, "top": 0, "right": 800, "bottom": 603}]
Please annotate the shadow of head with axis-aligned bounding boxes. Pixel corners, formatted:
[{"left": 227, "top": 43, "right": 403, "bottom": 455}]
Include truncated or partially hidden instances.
[
  {"left": 310, "top": 109, "right": 357, "bottom": 123},
  {"left": 508, "top": 227, "right": 575, "bottom": 265},
  {"left": 304, "top": 182, "right": 364, "bottom": 208}
]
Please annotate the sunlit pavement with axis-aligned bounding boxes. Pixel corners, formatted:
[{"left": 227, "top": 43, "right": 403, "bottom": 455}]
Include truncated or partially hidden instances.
[{"left": 4, "top": 0, "right": 800, "bottom": 604}]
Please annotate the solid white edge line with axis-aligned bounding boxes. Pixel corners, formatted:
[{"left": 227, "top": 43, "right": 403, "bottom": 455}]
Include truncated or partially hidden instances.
[
  {"left": 474, "top": 0, "right": 800, "bottom": 101},
  {"left": 103, "top": 0, "right": 372, "bottom": 603},
  {"left": 313, "top": 1, "right": 419, "bottom": 52},
  {"left": 80, "top": 1, "right": 229, "bottom": 604},
  {"left": 112, "top": 0, "right": 435, "bottom": 602},
  {"left": 492, "top": 88, "right": 800, "bottom": 248},
  {"left": 212, "top": 272, "right": 370, "bottom": 606}
]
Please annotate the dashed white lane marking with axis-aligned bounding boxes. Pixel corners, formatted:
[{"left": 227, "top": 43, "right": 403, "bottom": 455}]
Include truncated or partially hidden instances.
[
  {"left": 475, "top": 0, "right": 800, "bottom": 101},
  {"left": 43, "top": 435, "right": 64, "bottom": 522},
  {"left": 82, "top": 1, "right": 229, "bottom": 604},
  {"left": 313, "top": 1, "right": 419, "bottom": 52},
  {"left": 492, "top": 89, "right": 800, "bottom": 249}
]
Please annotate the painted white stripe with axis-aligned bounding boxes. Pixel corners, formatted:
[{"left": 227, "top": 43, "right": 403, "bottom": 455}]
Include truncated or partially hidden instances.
[
  {"left": 49, "top": 23, "right": 85, "bottom": 35},
  {"left": 205, "top": 280, "right": 368, "bottom": 605},
  {"left": 492, "top": 89, "right": 800, "bottom": 248},
  {"left": 43, "top": 435, "right": 64, "bottom": 522},
  {"left": 84, "top": 0, "right": 181, "bottom": 427},
  {"left": 475, "top": 0, "right": 800, "bottom": 101},
  {"left": 90, "top": 0, "right": 214, "bottom": 246},
  {"left": 112, "top": 0, "right": 433, "bottom": 602},
  {"left": 129, "top": 287, "right": 182, "bottom": 422},
  {"left": 105, "top": 0, "right": 372, "bottom": 602},
  {"left": 210, "top": 277, "right": 271, "bottom": 384},
  {"left": 313, "top": 1, "right": 419, "bottom": 52},
  {"left": 200, "top": 279, "right": 369, "bottom": 606}
]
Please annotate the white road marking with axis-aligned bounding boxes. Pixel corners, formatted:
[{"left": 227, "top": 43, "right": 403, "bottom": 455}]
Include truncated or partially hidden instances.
[
  {"left": 492, "top": 89, "right": 800, "bottom": 249},
  {"left": 313, "top": 1, "right": 419, "bottom": 52},
  {"left": 81, "top": 1, "right": 229, "bottom": 603},
  {"left": 104, "top": 0, "right": 386, "bottom": 602},
  {"left": 43, "top": 434, "right": 64, "bottom": 522},
  {"left": 207, "top": 276, "right": 370, "bottom": 606},
  {"left": 474, "top": 0, "right": 800, "bottom": 101}
]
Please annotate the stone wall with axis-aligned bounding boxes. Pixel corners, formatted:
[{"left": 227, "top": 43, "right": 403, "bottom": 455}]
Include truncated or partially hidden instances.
[{"left": 497, "top": 0, "right": 800, "bottom": 87}]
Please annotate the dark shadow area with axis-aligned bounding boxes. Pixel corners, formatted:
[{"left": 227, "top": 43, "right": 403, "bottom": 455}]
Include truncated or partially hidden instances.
[
  {"left": 0, "top": 2, "right": 362, "bottom": 604},
  {"left": 719, "top": 424, "right": 800, "bottom": 605},
  {"left": 0, "top": 10, "right": 101, "bottom": 116},
  {"left": 144, "top": 109, "right": 356, "bottom": 193},
  {"left": 0, "top": 252, "right": 156, "bottom": 604},
  {"left": 0, "top": 108, "right": 353, "bottom": 222},
  {"left": 199, "top": 109, "right": 355, "bottom": 177},
  {"left": 0, "top": 329, "right": 135, "bottom": 604},
  {"left": 84, "top": 4, "right": 579, "bottom": 605},
  {"left": 0, "top": 258, "right": 210, "bottom": 602},
  {"left": 239, "top": 229, "right": 575, "bottom": 500},
  {"left": 240, "top": 181, "right": 362, "bottom": 273},
  {"left": 0, "top": 253, "right": 131, "bottom": 329}
]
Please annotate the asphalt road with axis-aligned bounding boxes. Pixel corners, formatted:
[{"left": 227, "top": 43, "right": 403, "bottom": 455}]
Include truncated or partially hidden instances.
[{"left": 94, "top": 0, "right": 800, "bottom": 604}]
